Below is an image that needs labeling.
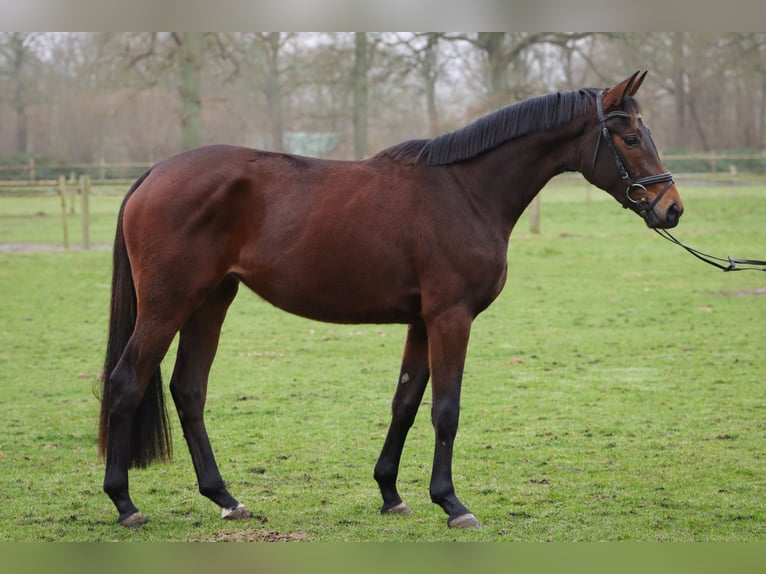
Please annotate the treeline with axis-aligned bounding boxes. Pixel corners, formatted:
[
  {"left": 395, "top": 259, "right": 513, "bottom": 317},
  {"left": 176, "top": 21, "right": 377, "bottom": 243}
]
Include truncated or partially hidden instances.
[{"left": 1, "top": 33, "right": 765, "bottom": 163}]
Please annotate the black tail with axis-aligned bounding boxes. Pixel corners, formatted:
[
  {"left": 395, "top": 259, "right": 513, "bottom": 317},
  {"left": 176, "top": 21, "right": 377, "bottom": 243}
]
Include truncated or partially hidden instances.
[{"left": 98, "top": 170, "right": 172, "bottom": 468}]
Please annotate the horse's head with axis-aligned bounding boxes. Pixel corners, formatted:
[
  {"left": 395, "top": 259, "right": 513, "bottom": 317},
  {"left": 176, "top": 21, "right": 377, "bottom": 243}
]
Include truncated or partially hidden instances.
[{"left": 584, "top": 71, "right": 683, "bottom": 229}]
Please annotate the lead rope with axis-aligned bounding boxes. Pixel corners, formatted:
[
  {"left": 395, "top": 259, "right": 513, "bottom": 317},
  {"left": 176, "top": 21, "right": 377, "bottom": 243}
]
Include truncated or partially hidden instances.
[{"left": 653, "top": 227, "right": 766, "bottom": 272}]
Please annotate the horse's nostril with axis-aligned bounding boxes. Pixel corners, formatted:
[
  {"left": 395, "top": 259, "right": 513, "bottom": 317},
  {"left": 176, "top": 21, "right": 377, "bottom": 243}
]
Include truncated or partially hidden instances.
[{"left": 666, "top": 202, "right": 682, "bottom": 227}]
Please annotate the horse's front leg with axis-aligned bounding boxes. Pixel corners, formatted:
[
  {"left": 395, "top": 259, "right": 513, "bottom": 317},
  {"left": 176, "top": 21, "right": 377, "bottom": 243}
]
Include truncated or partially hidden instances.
[
  {"left": 426, "top": 306, "right": 481, "bottom": 529},
  {"left": 374, "top": 321, "right": 430, "bottom": 515}
]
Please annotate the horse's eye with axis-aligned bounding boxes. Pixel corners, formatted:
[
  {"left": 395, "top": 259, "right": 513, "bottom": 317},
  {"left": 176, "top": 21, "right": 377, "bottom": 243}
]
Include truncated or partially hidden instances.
[{"left": 623, "top": 135, "right": 640, "bottom": 147}]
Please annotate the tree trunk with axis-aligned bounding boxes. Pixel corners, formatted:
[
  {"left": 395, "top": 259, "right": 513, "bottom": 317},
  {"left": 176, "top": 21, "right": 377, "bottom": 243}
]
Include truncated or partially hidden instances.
[
  {"left": 263, "top": 32, "right": 284, "bottom": 152},
  {"left": 477, "top": 32, "right": 508, "bottom": 100},
  {"left": 10, "top": 33, "right": 30, "bottom": 154},
  {"left": 179, "top": 32, "right": 203, "bottom": 151},
  {"left": 759, "top": 75, "right": 766, "bottom": 149},
  {"left": 424, "top": 33, "right": 440, "bottom": 136},
  {"left": 14, "top": 83, "right": 28, "bottom": 154},
  {"left": 688, "top": 96, "right": 711, "bottom": 152},
  {"left": 671, "top": 32, "right": 687, "bottom": 149},
  {"left": 353, "top": 32, "right": 369, "bottom": 160}
]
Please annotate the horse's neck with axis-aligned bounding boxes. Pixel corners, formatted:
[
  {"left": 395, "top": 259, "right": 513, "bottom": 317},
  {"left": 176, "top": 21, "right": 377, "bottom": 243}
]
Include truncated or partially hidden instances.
[{"left": 450, "top": 122, "right": 587, "bottom": 235}]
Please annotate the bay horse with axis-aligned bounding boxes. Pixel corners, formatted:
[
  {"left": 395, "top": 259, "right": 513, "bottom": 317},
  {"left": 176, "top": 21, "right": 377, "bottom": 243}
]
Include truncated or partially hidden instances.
[{"left": 98, "top": 71, "right": 683, "bottom": 529}]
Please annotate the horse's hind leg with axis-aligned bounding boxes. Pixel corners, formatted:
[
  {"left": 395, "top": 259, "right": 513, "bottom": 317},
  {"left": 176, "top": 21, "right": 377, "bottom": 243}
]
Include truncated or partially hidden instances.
[
  {"left": 103, "top": 320, "right": 180, "bottom": 526},
  {"left": 169, "top": 274, "right": 253, "bottom": 520},
  {"left": 374, "top": 322, "right": 430, "bottom": 516}
]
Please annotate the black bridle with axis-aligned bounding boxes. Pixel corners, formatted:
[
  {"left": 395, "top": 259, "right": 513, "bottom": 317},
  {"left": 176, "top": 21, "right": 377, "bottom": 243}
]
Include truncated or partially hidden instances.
[
  {"left": 592, "top": 90, "right": 675, "bottom": 220},
  {"left": 593, "top": 90, "right": 766, "bottom": 272}
]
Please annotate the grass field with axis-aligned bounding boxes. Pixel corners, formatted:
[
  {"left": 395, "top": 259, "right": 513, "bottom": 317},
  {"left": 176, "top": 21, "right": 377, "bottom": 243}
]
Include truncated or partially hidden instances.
[{"left": 0, "top": 178, "right": 764, "bottom": 541}]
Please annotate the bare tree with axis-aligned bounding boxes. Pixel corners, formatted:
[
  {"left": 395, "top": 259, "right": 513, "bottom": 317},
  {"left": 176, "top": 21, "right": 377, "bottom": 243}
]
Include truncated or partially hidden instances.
[
  {"left": 260, "top": 32, "right": 287, "bottom": 152},
  {"left": 0, "top": 33, "right": 42, "bottom": 154},
  {"left": 176, "top": 33, "right": 203, "bottom": 151},
  {"left": 3, "top": 33, "right": 765, "bottom": 165},
  {"left": 223, "top": 32, "right": 295, "bottom": 152},
  {"left": 353, "top": 32, "right": 368, "bottom": 159},
  {"left": 442, "top": 32, "right": 593, "bottom": 112},
  {"left": 382, "top": 33, "right": 445, "bottom": 136},
  {"left": 727, "top": 33, "right": 766, "bottom": 149},
  {"left": 93, "top": 32, "right": 230, "bottom": 152}
]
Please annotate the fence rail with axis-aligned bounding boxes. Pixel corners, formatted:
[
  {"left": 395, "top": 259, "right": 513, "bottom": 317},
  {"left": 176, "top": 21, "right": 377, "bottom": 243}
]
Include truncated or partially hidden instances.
[
  {"left": 0, "top": 158, "right": 152, "bottom": 186},
  {"left": 1, "top": 150, "right": 766, "bottom": 187}
]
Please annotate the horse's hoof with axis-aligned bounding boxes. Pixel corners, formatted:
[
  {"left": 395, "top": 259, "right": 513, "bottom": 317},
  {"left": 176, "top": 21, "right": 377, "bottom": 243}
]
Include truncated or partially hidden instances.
[
  {"left": 382, "top": 502, "right": 414, "bottom": 515},
  {"left": 447, "top": 513, "right": 481, "bottom": 529},
  {"left": 118, "top": 512, "right": 148, "bottom": 528},
  {"left": 221, "top": 503, "right": 254, "bottom": 520}
]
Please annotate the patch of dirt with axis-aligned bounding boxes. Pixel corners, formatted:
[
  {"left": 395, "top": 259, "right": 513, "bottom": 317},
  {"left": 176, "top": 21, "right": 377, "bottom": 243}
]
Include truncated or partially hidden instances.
[
  {"left": 187, "top": 528, "right": 312, "bottom": 542},
  {"left": 715, "top": 287, "right": 766, "bottom": 297}
]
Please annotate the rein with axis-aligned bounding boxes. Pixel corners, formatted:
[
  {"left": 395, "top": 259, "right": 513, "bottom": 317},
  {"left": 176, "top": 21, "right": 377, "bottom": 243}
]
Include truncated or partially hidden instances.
[
  {"left": 593, "top": 90, "right": 766, "bottom": 273},
  {"left": 653, "top": 228, "right": 766, "bottom": 272}
]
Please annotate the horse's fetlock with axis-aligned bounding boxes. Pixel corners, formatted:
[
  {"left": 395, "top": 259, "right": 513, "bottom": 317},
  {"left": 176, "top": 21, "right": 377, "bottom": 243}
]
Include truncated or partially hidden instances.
[
  {"left": 198, "top": 480, "right": 225, "bottom": 499},
  {"left": 373, "top": 462, "right": 394, "bottom": 486},
  {"left": 103, "top": 476, "right": 127, "bottom": 498},
  {"left": 429, "top": 483, "right": 454, "bottom": 505}
]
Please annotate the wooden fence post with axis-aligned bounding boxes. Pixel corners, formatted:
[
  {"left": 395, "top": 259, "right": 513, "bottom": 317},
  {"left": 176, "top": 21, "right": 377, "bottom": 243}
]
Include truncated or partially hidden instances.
[
  {"left": 529, "top": 194, "right": 541, "bottom": 234},
  {"left": 58, "top": 176, "right": 69, "bottom": 250},
  {"left": 80, "top": 174, "right": 91, "bottom": 250},
  {"left": 68, "top": 172, "right": 77, "bottom": 215},
  {"left": 28, "top": 157, "right": 35, "bottom": 181}
]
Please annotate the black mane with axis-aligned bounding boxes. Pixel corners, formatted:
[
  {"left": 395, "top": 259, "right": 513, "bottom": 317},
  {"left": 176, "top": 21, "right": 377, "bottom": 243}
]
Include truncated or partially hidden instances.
[{"left": 381, "top": 88, "right": 598, "bottom": 166}]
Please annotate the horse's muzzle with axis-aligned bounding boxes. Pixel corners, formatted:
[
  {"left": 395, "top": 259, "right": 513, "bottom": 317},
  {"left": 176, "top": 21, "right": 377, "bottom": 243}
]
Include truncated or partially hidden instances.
[
  {"left": 663, "top": 202, "right": 683, "bottom": 228},
  {"left": 642, "top": 200, "right": 683, "bottom": 229}
]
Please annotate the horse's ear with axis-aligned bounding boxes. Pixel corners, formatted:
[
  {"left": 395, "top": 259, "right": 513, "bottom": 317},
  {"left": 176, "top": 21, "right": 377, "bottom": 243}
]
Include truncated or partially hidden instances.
[
  {"left": 601, "top": 71, "right": 645, "bottom": 110},
  {"left": 627, "top": 70, "right": 647, "bottom": 96}
]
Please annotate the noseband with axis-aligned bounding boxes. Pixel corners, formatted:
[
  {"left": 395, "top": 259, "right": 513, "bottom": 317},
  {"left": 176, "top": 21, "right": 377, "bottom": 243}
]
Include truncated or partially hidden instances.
[{"left": 591, "top": 90, "right": 675, "bottom": 221}]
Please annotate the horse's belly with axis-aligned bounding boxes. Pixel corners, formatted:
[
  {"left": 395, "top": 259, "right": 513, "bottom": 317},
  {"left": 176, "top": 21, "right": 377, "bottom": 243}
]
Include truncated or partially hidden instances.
[{"left": 233, "top": 258, "right": 421, "bottom": 325}]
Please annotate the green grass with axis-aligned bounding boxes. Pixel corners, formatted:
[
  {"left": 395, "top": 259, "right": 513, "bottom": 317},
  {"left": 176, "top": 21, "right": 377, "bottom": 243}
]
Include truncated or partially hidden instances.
[{"left": 0, "top": 181, "right": 764, "bottom": 541}]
